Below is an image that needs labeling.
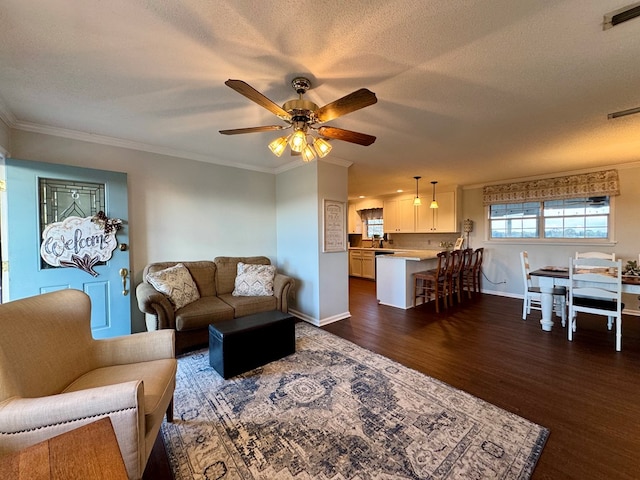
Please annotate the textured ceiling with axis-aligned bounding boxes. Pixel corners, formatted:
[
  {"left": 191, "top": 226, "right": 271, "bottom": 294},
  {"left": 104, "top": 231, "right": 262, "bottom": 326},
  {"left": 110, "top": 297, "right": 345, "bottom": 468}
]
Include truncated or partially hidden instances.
[{"left": 1, "top": 0, "right": 639, "bottom": 198}]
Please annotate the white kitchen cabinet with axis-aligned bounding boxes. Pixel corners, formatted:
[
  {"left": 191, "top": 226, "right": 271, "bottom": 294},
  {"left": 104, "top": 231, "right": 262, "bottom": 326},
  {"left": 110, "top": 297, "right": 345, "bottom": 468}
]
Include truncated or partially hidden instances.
[
  {"left": 415, "top": 191, "right": 457, "bottom": 232},
  {"left": 361, "top": 251, "right": 375, "bottom": 279},
  {"left": 348, "top": 202, "right": 362, "bottom": 234},
  {"left": 349, "top": 250, "right": 375, "bottom": 279},
  {"left": 349, "top": 250, "right": 362, "bottom": 277},
  {"left": 383, "top": 196, "right": 415, "bottom": 233}
]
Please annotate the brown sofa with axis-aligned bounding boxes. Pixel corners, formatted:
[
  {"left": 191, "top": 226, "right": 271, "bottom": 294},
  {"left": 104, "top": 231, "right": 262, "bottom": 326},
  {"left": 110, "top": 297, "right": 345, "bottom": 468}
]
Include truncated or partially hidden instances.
[{"left": 136, "top": 256, "right": 294, "bottom": 353}]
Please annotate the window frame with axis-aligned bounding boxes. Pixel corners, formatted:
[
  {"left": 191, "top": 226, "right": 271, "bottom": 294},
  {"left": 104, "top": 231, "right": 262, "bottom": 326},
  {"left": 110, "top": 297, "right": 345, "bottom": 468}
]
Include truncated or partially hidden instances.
[
  {"left": 485, "top": 196, "right": 617, "bottom": 245},
  {"left": 363, "top": 218, "right": 384, "bottom": 240}
]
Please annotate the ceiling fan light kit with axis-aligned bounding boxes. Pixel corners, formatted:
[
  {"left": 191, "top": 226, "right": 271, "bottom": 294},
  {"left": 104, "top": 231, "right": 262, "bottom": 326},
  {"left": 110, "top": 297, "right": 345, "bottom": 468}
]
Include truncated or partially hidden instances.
[
  {"left": 313, "top": 137, "right": 332, "bottom": 157},
  {"left": 219, "top": 76, "right": 377, "bottom": 161},
  {"left": 268, "top": 136, "right": 288, "bottom": 156}
]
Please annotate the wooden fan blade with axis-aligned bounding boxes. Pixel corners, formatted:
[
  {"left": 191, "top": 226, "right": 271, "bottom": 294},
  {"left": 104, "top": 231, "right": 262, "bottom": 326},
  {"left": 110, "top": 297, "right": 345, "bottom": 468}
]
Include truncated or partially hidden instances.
[
  {"left": 317, "top": 126, "right": 376, "bottom": 146},
  {"left": 225, "top": 79, "right": 291, "bottom": 120},
  {"left": 219, "top": 125, "right": 287, "bottom": 135},
  {"left": 315, "top": 88, "right": 377, "bottom": 123}
]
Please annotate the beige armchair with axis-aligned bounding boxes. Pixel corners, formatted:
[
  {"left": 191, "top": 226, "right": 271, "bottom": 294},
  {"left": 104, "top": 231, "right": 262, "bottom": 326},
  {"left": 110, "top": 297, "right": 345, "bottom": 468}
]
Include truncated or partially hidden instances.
[{"left": 0, "top": 289, "right": 177, "bottom": 480}]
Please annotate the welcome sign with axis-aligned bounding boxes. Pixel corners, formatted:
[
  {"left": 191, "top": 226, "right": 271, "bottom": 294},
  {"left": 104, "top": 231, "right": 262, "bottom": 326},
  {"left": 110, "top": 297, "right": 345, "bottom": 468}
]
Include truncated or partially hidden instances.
[{"left": 40, "top": 216, "right": 118, "bottom": 276}]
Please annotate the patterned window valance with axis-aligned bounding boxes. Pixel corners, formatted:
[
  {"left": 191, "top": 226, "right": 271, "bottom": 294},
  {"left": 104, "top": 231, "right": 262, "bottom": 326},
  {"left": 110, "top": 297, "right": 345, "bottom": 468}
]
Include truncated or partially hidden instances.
[
  {"left": 482, "top": 169, "right": 620, "bottom": 206},
  {"left": 359, "top": 208, "right": 383, "bottom": 221}
]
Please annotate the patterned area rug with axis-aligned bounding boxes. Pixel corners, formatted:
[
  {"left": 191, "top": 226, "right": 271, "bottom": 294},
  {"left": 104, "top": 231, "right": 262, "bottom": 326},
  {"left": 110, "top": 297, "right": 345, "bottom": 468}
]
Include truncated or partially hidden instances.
[{"left": 161, "top": 323, "right": 548, "bottom": 479}]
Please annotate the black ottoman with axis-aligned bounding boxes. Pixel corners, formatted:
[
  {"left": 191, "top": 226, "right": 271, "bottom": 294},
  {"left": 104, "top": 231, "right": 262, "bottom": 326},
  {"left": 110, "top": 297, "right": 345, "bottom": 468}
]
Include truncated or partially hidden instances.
[{"left": 208, "top": 310, "right": 295, "bottom": 379}]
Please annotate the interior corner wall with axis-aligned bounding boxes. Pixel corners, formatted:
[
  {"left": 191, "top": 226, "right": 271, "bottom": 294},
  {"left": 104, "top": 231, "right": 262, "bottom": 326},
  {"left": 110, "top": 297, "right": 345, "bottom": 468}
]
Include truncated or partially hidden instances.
[
  {"left": 8, "top": 129, "right": 279, "bottom": 332},
  {"left": 275, "top": 160, "right": 349, "bottom": 326},
  {"left": 276, "top": 163, "right": 320, "bottom": 322},
  {"left": 317, "top": 161, "right": 349, "bottom": 324}
]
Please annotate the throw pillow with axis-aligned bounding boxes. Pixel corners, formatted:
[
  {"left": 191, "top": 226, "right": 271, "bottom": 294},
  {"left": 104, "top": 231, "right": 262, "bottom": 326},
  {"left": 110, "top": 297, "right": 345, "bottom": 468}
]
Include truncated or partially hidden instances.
[
  {"left": 146, "top": 263, "right": 200, "bottom": 310},
  {"left": 232, "top": 262, "right": 276, "bottom": 297}
]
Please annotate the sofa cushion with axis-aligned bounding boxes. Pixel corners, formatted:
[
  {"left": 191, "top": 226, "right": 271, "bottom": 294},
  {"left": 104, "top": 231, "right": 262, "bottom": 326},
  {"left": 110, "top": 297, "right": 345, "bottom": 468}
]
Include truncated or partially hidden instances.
[
  {"left": 214, "top": 256, "right": 271, "bottom": 295},
  {"left": 146, "top": 263, "right": 200, "bottom": 310},
  {"left": 63, "top": 358, "right": 177, "bottom": 436},
  {"left": 145, "top": 261, "right": 217, "bottom": 297},
  {"left": 175, "top": 296, "right": 234, "bottom": 332},
  {"left": 218, "top": 293, "right": 277, "bottom": 318},
  {"left": 232, "top": 262, "right": 276, "bottom": 297},
  {"left": 182, "top": 261, "right": 217, "bottom": 297}
]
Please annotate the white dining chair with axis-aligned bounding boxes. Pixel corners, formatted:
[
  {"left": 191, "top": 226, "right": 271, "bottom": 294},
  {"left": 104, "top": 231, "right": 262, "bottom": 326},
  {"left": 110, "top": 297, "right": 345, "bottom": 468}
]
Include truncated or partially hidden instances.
[
  {"left": 520, "top": 251, "right": 567, "bottom": 325},
  {"left": 575, "top": 251, "right": 615, "bottom": 260},
  {"left": 568, "top": 257, "right": 624, "bottom": 351}
]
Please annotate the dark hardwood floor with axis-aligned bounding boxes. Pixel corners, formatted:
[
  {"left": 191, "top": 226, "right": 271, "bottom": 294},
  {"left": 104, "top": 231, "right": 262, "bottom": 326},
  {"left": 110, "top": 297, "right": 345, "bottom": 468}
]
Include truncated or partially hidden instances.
[{"left": 146, "top": 277, "right": 640, "bottom": 479}]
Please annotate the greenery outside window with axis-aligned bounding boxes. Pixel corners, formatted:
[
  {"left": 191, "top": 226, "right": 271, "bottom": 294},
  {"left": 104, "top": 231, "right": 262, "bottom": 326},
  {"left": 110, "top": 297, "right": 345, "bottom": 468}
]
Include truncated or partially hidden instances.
[{"left": 489, "top": 197, "right": 610, "bottom": 239}]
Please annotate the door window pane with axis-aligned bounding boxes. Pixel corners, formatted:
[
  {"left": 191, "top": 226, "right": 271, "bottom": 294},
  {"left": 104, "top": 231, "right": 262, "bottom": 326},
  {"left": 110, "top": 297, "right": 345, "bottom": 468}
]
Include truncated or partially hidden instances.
[{"left": 39, "top": 178, "right": 106, "bottom": 269}]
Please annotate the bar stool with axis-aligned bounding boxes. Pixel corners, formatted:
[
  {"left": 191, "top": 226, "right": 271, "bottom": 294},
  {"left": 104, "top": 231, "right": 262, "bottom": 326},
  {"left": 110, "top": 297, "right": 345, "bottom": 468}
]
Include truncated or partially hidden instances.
[
  {"left": 446, "top": 249, "right": 464, "bottom": 306},
  {"left": 460, "top": 248, "right": 475, "bottom": 299},
  {"left": 414, "top": 251, "right": 449, "bottom": 313}
]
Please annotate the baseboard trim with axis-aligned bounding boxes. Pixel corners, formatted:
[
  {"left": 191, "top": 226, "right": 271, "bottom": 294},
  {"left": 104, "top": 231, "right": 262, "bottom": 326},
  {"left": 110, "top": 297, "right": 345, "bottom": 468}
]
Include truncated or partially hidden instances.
[{"left": 289, "top": 309, "right": 351, "bottom": 327}]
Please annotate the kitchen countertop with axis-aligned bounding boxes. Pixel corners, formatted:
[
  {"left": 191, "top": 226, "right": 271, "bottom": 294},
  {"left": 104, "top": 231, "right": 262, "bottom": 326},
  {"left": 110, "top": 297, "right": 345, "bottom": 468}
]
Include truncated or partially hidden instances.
[
  {"left": 388, "top": 250, "right": 440, "bottom": 261},
  {"left": 349, "top": 247, "right": 440, "bottom": 261}
]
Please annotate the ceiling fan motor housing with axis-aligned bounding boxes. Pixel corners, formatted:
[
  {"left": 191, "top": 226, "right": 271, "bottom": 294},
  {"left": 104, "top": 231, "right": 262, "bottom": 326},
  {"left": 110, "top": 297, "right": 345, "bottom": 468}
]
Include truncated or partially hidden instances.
[
  {"left": 284, "top": 77, "right": 318, "bottom": 123},
  {"left": 282, "top": 99, "right": 319, "bottom": 123}
]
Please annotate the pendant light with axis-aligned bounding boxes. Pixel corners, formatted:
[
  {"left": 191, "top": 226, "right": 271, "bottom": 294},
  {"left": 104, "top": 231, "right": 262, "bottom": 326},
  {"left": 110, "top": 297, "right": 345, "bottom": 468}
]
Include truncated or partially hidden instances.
[
  {"left": 413, "top": 176, "right": 422, "bottom": 206},
  {"left": 430, "top": 181, "right": 439, "bottom": 209}
]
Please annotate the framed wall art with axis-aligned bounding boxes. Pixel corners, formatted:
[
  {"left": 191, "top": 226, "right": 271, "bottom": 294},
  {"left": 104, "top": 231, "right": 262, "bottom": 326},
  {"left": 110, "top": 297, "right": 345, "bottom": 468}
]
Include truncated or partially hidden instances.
[{"left": 323, "top": 199, "right": 346, "bottom": 252}]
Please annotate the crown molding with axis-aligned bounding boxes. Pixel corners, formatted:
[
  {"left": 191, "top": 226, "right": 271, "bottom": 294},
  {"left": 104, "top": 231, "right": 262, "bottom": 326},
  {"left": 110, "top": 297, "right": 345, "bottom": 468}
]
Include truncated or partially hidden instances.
[
  {"left": 11, "top": 120, "right": 300, "bottom": 175},
  {"left": 0, "top": 96, "right": 17, "bottom": 129}
]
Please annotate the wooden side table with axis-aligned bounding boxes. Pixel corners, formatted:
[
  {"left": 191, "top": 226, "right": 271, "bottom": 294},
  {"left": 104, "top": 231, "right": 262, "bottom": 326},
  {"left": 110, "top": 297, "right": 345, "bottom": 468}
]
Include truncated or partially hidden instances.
[{"left": 0, "top": 417, "right": 128, "bottom": 480}]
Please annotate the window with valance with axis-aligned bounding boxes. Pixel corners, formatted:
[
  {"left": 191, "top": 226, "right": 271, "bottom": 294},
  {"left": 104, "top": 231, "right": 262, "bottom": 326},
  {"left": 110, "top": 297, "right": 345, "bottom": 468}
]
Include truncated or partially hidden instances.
[
  {"left": 484, "top": 170, "right": 619, "bottom": 240},
  {"left": 358, "top": 208, "right": 383, "bottom": 238}
]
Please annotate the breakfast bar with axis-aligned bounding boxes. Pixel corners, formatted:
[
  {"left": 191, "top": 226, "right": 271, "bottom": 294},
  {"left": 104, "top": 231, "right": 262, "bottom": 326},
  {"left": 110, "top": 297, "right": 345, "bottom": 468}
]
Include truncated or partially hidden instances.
[{"left": 376, "top": 250, "right": 440, "bottom": 309}]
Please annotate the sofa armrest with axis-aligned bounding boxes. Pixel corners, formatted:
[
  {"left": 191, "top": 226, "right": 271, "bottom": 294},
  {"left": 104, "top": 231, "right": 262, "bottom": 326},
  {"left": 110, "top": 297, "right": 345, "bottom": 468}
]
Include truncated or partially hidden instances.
[
  {"left": 136, "top": 282, "right": 176, "bottom": 330},
  {"left": 94, "top": 329, "right": 175, "bottom": 365},
  {"left": 274, "top": 273, "right": 294, "bottom": 312}
]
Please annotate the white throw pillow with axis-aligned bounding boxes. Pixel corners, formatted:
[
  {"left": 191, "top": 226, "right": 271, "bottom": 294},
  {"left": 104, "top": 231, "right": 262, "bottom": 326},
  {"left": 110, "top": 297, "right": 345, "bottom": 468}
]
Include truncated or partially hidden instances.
[
  {"left": 232, "top": 262, "right": 276, "bottom": 297},
  {"left": 146, "top": 263, "right": 200, "bottom": 310}
]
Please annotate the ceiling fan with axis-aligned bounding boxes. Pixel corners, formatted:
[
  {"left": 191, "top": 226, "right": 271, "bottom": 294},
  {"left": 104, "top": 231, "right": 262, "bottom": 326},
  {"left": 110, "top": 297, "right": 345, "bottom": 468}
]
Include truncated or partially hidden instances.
[{"left": 219, "top": 77, "right": 377, "bottom": 161}]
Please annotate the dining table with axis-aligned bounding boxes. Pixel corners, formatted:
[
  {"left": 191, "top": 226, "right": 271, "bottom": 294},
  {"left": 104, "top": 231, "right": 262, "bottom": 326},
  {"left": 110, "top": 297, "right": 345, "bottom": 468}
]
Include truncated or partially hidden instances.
[{"left": 530, "top": 267, "right": 640, "bottom": 331}]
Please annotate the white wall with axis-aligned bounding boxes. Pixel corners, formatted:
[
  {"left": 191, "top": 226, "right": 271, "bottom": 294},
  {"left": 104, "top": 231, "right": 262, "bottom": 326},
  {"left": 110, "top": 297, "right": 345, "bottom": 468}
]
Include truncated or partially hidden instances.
[
  {"left": 317, "top": 160, "right": 349, "bottom": 323},
  {"left": 276, "top": 159, "right": 350, "bottom": 325},
  {"left": 461, "top": 162, "right": 640, "bottom": 313},
  {"left": 276, "top": 162, "right": 319, "bottom": 321},
  {"left": 9, "top": 129, "right": 280, "bottom": 331}
]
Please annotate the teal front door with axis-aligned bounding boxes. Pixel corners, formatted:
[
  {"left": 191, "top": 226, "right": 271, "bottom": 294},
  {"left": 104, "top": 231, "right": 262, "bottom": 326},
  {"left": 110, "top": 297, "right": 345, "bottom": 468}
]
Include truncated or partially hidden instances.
[{"left": 5, "top": 158, "right": 131, "bottom": 338}]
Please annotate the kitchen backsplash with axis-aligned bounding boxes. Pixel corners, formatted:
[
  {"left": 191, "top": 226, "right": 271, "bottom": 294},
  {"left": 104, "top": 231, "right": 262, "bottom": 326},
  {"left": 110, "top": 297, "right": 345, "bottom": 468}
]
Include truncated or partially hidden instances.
[{"left": 349, "top": 233, "right": 462, "bottom": 250}]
